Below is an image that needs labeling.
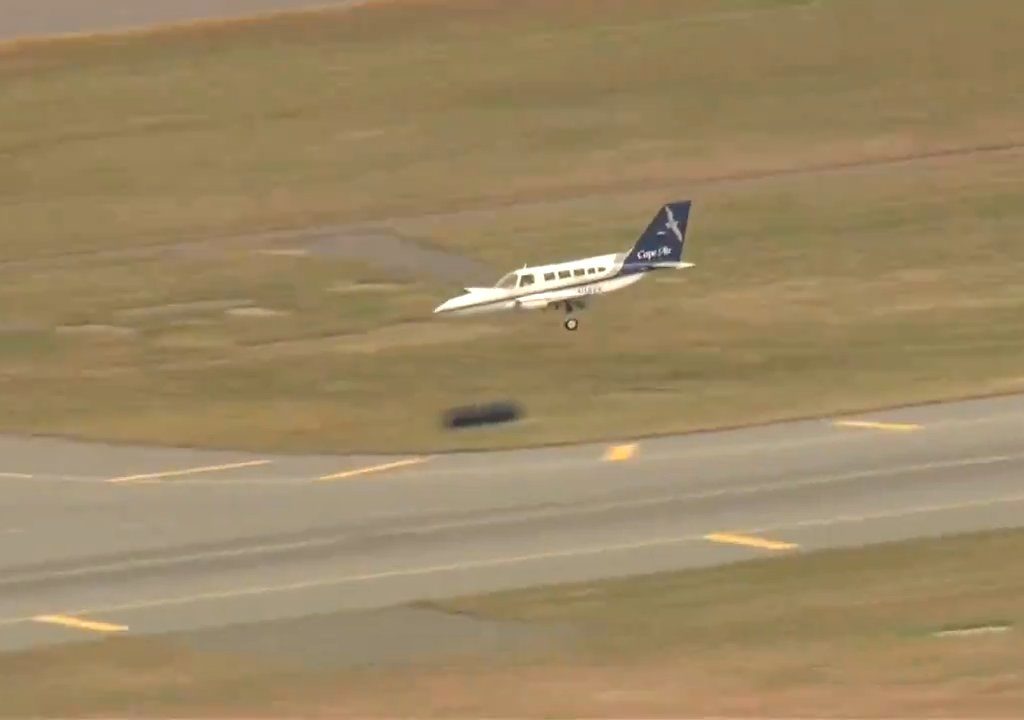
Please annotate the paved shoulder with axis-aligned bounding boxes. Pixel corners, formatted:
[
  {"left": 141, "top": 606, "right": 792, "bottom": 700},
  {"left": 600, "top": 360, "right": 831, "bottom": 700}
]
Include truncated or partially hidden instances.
[{"left": 0, "top": 0, "right": 374, "bottom": 41}]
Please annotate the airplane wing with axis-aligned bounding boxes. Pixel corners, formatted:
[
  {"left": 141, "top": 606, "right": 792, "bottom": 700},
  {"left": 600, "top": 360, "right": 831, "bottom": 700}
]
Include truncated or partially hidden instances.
[{"left": 514, "top": 288, "right": 594, "bottom": 310}]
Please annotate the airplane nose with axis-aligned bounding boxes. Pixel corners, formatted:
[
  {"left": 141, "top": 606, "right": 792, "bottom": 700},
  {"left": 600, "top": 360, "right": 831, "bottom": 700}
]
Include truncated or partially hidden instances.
[{"left": 434, "top": 294, "right": 470, "bottom": 314}]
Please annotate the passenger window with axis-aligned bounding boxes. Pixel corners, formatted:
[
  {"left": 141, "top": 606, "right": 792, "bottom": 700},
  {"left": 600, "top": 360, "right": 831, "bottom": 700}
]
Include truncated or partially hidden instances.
[
  {"left": 519, "top": 274, "right": 534, "bottom": 287},
  {"left": 597, "top": 267, "right": 605, "bottom": 273},
  {"left": 544, "top": 272, "right": 555, "bottom": 281},
  {"left": 573, "top": 268, "right": 585, "bottom": 276},
  {"left": 558, "top": 270, "right": 571, "bottom": 279}
]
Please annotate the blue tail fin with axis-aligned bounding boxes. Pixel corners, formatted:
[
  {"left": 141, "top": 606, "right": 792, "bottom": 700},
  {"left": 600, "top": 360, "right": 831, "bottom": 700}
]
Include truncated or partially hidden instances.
[{"left": 623, "top": 201, "right": 692, "bottom": 269}]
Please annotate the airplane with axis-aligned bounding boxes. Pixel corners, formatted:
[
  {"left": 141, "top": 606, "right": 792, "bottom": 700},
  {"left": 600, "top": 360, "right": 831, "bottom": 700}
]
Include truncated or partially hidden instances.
[{"left": 432, "top": 200, "right": 695, "bottom": 331}]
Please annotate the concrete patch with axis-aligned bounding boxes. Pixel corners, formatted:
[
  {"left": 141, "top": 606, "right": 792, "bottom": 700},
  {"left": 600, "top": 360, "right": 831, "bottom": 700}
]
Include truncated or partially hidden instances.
[
  {"left": 181, "top": 225, "right": 490, "bottom": 285},
  {"left": 296, "top": 227, "right": 493, "bottom": 285}
]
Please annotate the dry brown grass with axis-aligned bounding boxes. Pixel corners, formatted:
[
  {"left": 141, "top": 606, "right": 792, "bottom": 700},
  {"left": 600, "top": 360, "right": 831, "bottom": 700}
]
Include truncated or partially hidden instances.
[
  {"left": 1, "top": 0, "right": 1023, "bottom": 452},
  {"left": 323, "top": 643, "right": 1024, "bottom": 718}
]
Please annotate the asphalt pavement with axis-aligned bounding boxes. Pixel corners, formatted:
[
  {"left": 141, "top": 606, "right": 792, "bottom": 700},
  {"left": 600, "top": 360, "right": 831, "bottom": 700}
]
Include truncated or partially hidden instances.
[
  {"left": 0, "top": 0, "right": 375, "bottom": 41},
  {"left": 1, "top": 393, "right": 1022, "bottom": 651}
]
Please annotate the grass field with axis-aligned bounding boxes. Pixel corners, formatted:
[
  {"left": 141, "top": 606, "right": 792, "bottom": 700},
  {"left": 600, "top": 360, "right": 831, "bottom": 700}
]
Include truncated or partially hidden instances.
[
  {"left": 2, "top": 0, "right": 1023, "bottom": 452},
  {"left": 3, "top": 528, "right": 1022, "bottom": 717}
]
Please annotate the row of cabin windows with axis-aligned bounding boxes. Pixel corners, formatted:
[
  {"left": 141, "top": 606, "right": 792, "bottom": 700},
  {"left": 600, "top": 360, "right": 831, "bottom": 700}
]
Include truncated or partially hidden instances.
[{"left": 519, "top": 266, "right": 605, "bottom": 287}]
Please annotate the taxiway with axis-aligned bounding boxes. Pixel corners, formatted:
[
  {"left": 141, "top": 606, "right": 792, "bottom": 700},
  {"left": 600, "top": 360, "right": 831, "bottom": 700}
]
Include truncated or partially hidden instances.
[{"left": 1, "top": 393, "right": 1022, "bottom": 651}]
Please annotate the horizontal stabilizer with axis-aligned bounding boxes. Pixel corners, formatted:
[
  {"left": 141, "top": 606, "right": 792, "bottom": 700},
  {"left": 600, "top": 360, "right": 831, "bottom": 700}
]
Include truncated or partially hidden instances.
[{"left": 649, "top": 261, "right": 695, "bottom": 270}]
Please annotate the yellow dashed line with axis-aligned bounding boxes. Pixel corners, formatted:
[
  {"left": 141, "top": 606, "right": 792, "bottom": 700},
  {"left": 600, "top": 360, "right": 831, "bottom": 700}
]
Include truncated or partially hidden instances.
[
  {"left": 318, "top": 457, "right": 429, "bottom": 482},
  {"left": 603, "top": 443, "right": 637, "bottom": 462},
  {"left": 833, "top": 420, "right": 922, "bottom": 432},
  {"left": 33, "top": 614, "right": 128, "bottom": 633},
  {"left": 107, "top": 459, "right": 270, "bottom": 484},
  {"left": 705, "top": 532, "right": 798, "bottom": 551}
]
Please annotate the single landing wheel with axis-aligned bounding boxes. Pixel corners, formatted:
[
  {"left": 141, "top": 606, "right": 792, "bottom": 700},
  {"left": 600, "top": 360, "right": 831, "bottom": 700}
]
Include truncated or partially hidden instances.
[{"left": 564, "top": 317, "right": 579, "bottom": 331}]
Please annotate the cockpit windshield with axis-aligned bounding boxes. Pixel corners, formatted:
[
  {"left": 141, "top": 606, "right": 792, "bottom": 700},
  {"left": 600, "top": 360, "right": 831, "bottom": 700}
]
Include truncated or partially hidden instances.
[{"left": 495, "top": 272, "right": 518, "bottom": 289}]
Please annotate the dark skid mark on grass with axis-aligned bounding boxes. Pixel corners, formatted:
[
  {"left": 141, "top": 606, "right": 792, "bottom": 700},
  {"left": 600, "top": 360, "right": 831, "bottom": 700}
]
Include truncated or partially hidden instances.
[{"left": 285, "top": 225, "right": 495, "bottom": 285}]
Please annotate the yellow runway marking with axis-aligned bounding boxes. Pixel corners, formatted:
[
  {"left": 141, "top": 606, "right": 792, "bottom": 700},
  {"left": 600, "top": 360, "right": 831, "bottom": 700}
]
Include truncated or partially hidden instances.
[
  {"left": 604, "top": 443, "right": 637, "bottom": 462},
  {"left": 0, "top": 472, "right": 33, "bottom": 479},
  {"left": 107, "top": 459, "right": 270, "bottom": 484},
  {"left": 833, "top": 420, "right": 922, "bottom": 432},
  {"left": 705, "top": 532, "right": 798, "bottom": 551},
  {"left": 33, "top": 614, "right": 128, "bottom": 633},
  {"left": 318, "top": 457, "right": 429, "bottom": 481}
]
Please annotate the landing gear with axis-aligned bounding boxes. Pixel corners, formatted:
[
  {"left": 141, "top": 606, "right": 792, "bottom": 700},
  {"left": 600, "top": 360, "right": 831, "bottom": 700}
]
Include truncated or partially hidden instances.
[{"left": 560, "top": 300, "right": 580, "bottom": 331}]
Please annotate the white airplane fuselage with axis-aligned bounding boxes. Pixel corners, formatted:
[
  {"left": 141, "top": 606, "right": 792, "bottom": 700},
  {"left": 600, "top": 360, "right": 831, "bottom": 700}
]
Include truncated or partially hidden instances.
[
  {"left": 432, "top": 201, "right": 696, "bottom": 330},
  {"left": 433, "top": 253, "right": 657, "bottom": 316}
]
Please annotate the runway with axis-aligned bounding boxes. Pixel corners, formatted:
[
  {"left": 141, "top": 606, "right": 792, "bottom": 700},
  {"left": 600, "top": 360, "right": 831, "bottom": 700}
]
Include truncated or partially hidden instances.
[{"left": 1, "top": 393, "right": 1022, "bottom": 652}]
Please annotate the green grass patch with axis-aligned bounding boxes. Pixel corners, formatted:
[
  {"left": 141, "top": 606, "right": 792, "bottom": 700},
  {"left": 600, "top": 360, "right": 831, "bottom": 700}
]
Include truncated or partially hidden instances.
[
  {"left": 3, "top": 528, "right": 1023, "bottom": 717},
  {"left": 1, "top": 0, "right": 1023, "bottom": 452}
]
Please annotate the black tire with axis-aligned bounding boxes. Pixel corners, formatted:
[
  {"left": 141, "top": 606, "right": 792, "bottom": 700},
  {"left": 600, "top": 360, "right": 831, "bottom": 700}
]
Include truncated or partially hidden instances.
[
  {"left": 442, "top": 401, "right": 522, "bottom": 429},
  {"left": 564, "top": 318, "right": 579, "bottom": 331}
]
